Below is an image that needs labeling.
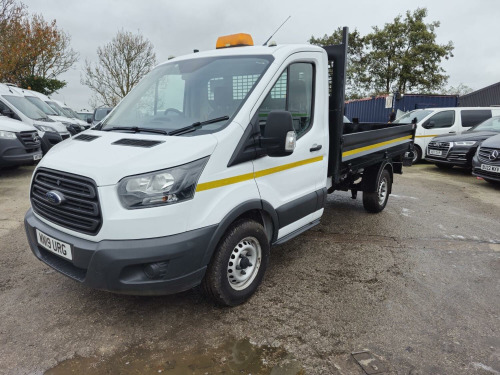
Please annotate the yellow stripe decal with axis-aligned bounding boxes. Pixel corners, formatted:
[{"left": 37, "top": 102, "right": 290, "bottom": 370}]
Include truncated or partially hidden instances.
[
  {"left": 196, "top": 155, "right": 323, "bottom": 192},
  {"left": 415, "top": 134, "right": 438, "bottom": 138},
  {"left": 342, "top": 135, "right": 412, "bottom": 158}
]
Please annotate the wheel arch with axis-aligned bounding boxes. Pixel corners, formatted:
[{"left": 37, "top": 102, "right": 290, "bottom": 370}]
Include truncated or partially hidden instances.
[{"left": 201, "top": 200, "right": 279, "bottom": 267}]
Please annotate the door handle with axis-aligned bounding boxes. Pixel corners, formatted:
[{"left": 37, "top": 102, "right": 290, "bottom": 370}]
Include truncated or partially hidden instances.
[{"left": 310, "top": 144, "right": 322, "bottom": 152}]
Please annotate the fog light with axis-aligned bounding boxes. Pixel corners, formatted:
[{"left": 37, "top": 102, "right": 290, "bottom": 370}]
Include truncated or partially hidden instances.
[{"left": 143, "top": 261, "right": 169, "bottom": 279}]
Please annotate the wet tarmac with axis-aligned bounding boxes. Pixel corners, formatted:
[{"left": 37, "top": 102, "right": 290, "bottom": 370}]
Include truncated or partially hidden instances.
[{"left": 0, "top": 163, "right": 499, "bottom": 374}]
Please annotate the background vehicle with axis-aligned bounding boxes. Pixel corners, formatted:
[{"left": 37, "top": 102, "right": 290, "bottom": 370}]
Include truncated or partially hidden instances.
[
  {"left": 0, "top": 114, "right": 42, "bottom": 168},
  {"left": 24, "top": 29, "right": 415, "bottom": 306},
  {"left": 425, "top": 116, "right": 500, "bottom": 169},
  {"left": 77, "top": 110, "right": 93, "bottom": 124},
  {"left": 54, "top": 99, "right": 90, "bottom": 130},
  {"left": 472, "top": 133, "right": 500, "bottom": 183},
  {"left": 11, "top": 88, "right": 85, "bottom": 136},
  {"left": 393, "top": 107, "right": 500, "bottom": 163},
  {"left": 0, "top": 84, "right": 69, "bottom": 153},
  {"left": 92, "top": 107, "right": 113, "bottom": 127}
]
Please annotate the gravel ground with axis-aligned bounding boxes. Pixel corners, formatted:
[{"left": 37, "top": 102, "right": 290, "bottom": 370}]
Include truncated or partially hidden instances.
[{"left": 0, "top": 164, "right": 499, "bottom": 375}]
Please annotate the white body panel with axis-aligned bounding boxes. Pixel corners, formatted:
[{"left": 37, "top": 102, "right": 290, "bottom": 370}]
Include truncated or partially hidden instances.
[
  {"left": 412, "top": 107, "right": 500, "bottom": 153},
  {"left": 31, "top": 44, "right": 330, "bottom": 243}
]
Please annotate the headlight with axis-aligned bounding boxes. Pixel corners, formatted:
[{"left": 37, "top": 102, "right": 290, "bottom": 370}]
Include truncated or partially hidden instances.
[
  {"left": 454, "top": 141, "right": 477, "bottom": 146},
  {"left": 117, "top": 157, "right": 209, "bottom": 209},
  {"left": 0, "top": 130, "right": 17, "bottom": 139},
  {"left": 34, "top": 124, "right": 56, "bottom": 132}
]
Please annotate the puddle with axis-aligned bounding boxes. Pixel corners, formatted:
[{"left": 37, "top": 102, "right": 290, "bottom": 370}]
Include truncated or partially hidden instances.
[{"left": 45, "top": 338, "right": 304, "bottom": 375}]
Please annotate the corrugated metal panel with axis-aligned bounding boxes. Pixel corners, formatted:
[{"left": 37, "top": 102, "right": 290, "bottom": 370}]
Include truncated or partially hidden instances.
[
  {"left": 459, "top": 82, "right": 500, "bottom": 107},
  {"left": 345, "top": 94, "right": 458, "bottom": 122}
]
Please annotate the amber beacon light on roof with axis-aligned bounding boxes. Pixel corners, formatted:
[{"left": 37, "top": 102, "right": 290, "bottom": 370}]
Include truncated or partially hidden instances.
[{"left": 216, "top": 33, "right": 254, "bottom": 49}]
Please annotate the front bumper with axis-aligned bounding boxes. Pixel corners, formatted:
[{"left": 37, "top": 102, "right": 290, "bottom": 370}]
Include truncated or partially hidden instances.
[
  {"left": 425, "top": 147, "right": 476, "bottom": 167},
  {"left": 25, "top": 208, "right": 217, "bottom": 295},
  {"left": 0, "top": 138, "right": 42, "bottom": 167}
]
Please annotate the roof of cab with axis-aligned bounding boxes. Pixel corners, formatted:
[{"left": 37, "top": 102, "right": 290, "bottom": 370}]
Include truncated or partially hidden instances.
[
  {"left": 0, "top": 83, "right": 25, "bottom": 97},
  {"left": 158, "top": 44, "right": 325, "bottom": 67}
]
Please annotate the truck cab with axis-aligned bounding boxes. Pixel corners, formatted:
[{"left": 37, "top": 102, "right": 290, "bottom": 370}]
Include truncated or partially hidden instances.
[
  {"left": 0, "top": 114, "right": 42, "bottom": 168},
  {"left": 24, "top": 30, "right": 414, "bottom": 306}
]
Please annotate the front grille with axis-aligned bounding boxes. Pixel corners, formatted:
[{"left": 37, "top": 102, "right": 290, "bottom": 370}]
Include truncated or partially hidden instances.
[
  {"left": 427, "top": 141, "right": 451, "bottom": 158},
  {"left": 30, "top": 168, "right": 102, "bottom": 235},
  {"left": 478, "top": 147, "right": 500, "bottom": 165},
  {"left": 17, "top": 131, "right": 41, "bottom": 148}
]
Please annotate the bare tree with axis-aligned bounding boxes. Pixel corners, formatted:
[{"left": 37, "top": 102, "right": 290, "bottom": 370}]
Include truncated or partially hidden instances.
[{"left": 82, "top": 30, "right": 156, "bottom": 107}]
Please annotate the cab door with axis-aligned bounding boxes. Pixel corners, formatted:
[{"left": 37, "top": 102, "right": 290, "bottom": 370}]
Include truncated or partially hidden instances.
[
  {"left": 421, "top": 109, "right": 457, "bottom": 150},
  {"left": 251, "top": 53, "right": 327, "bottom": 240}
]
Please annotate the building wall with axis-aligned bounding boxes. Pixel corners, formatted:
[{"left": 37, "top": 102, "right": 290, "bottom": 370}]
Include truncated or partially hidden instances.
[
  {"left": 345, "top": 94, "right": 458, "bottom": 122},
  {"left": 459, "top": 82, "right": 500, "bottom": 107}
]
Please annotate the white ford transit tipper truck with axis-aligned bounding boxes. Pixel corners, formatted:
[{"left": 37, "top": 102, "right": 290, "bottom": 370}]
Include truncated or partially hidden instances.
[{"left": 24, "top": 29, "right": 415, "bottom": 306}]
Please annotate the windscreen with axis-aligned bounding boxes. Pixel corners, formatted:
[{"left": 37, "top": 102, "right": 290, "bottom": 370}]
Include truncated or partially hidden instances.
[
  {"left": 46, "top": 101, "right": 67, "bottom": 117},
  {"left": 63, "top": 107, "right": 80, "bottom": 119},
  {"left": 94, "top": 108, "right": 111, "bottom": 121},
  {"left": 26, "top": 96, "right": 58, "bottom": 116},
  {"left": 3, "top": 95, "right": 47, "bottom": 120},
  {"left": 102, "top": 55, "right": 273, "bottom": 134},
  {"left": 469, "top": 116, "right": 500, "bottom": 132},
  {"left": 393, "top": 109, "right": 432, "bottom": 124}
]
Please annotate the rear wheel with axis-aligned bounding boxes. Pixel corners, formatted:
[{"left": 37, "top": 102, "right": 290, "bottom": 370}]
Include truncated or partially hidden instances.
[
  {"left": 436, "top": 162, "right": 453, "bottom": 170},
  {"left": 363, "top": 169, "right": 391, "bottom": 213},
  {"left": 202, "top": 219, "right": 270, "bottom": 306}
]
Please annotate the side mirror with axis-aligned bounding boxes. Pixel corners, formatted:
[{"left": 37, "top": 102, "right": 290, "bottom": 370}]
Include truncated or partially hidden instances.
[
  {"left": 86, "top": 117, "right": 92, "bottom": 124},
  {"left": 261, "top": 110, "right": 296, "bottom": 157},
  {"left": 1, "top": 108, "right": 14, "bottom": 118}
]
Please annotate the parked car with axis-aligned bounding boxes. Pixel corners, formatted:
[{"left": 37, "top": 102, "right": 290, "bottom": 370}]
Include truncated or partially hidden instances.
[
  {"left": 425, "top": 116, "right": 500, "bottom": 169},
  {"left": 53, "top": 99, "right": 90, "bottom": 129},
  {"left": 472, "top": 133, "right": 500, "bottom": 183},
  {"left": 0, "top": 114, "right": 42, "bottom": 168},
  {"left": 393, "top": 107, "right": 500, "bottom": 163},
  {"left": 0, "top": 84, "right": 69, "bottom": 153},
  {"left": 10, "top": 87, "right": 84, "bottom": 135},
  {"left": 92, "top": 106, "right": 113, "bottom": 127}
]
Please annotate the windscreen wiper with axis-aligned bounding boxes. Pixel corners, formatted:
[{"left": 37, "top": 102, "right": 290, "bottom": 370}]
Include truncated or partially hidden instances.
[
  {"left": 168, "top": 116, "right": 229, "bottom": 136},
  {"left": 101, "top": 126, "right": 168, "bottom": 135}
]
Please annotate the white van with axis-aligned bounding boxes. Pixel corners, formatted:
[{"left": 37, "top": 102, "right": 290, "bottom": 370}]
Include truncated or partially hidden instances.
[
  {"left": 393, "top": 107, "right": 500, "bottom": 162},
  {"left": 24, "top": 30, "right": 416, "bottom": 306},
  {"left": 10, "top": 87, "right": 85, "bottom": 135},
  {"left": 0, "top": 114, "right": 42, "bottom": 168},
  {"left": 0, "top": 84, "right": 71, "bottom": 153},
  {"left": 25, "top": 90, "right": 87, "bottom": 132}
]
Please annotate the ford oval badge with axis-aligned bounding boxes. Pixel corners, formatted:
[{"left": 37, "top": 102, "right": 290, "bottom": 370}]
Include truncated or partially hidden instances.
[{"left": 46, "top": 190, "right": 65, "bottom": 206}]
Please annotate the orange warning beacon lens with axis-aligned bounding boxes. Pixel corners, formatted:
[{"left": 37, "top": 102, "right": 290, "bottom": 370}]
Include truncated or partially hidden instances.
[{"left": 216, "top": 33, "right": 254, "bottom": 49}]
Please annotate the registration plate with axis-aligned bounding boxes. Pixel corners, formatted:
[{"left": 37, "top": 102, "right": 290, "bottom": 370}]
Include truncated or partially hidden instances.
[
  {"left": 429, "top": 149, "right": 442, "bottom": 156},
  {"left": 33, "top": 153, "right": 42, "bottom": 161},
  {"left": 36, "top": 229, "right": 72, "bottom": 260},
  {"left": 481, "top": 164, "right": 500, "bottom": 173}
]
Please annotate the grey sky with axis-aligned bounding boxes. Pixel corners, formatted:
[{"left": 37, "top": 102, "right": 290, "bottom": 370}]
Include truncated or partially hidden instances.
[{"left": 22, "top": 0, "right": 500, "bottom": 111}]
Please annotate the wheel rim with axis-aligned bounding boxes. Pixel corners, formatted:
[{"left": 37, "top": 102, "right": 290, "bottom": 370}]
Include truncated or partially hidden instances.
[
  {"left": 227, "top": 236, "right": 262, "bottom": 291},
  {"left": 378, "top": 177, "right": 388, "bottom": 205}
]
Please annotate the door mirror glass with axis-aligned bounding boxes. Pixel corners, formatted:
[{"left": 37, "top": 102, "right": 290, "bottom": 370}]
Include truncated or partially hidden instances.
[{"left": 262, "top": 110, "right": 295, "bottom": 157}]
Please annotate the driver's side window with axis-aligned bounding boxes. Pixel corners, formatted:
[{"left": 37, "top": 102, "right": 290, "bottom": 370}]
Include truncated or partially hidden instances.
[
  {"left": 424, "top": 111, "right": 455, "bottom": 129},
  {"left": 258, "top": 62, "right": 314, "bottom": 138}
]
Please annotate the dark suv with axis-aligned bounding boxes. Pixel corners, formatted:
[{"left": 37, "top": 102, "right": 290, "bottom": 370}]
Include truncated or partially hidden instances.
[
  {"left": 425, "top": 116, "right": 500, "bottom": 169},
  {"left": 472, "top": 133, "right": 500, "bottom": 183}
]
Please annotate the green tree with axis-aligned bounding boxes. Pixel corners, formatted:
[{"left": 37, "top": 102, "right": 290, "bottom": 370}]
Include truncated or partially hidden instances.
[
  {"left": 0, "top": 0, "right": 78, "bottom": 94},
  {"left": 310, "top": 28, "right": 368, "bottom": 99},
  {"left": 365, "top": 8, "right": 454, "bottom": 94}
]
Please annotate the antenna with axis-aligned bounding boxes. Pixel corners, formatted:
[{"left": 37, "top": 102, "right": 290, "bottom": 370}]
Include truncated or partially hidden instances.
[{"left": 263, "top": 16, "right": 291, "bottom": 46}]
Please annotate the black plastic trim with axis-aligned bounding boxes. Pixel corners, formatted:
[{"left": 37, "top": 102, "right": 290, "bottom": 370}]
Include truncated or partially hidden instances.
[{"left": 273, "top": 219, "right": 320, "bottom": 245}]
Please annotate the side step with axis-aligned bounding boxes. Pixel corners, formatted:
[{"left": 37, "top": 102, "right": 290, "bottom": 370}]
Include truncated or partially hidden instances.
[{"left": 273, "top": 219, "right": 320, "bottom": 245}]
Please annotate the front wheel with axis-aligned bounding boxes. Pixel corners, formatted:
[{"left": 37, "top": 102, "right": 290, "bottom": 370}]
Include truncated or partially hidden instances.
[
  {"left": 363, "top": 169, "right": 391, "bottom": 213},
  {"left": 202, "top": 219, "right": 270, "bottom": 306},
  {"left": 412, "top": 145, "right": 422, "bottom": 164}
]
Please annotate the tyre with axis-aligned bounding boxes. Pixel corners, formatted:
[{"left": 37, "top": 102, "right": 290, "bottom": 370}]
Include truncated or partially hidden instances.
[
  {"left": 435, "top": 162, "right": 453, "bottom": 170},
  {"left": 412, "top": 146, "right": 422, "bottom": 164},
  {"left": 202, "top": 219, "right": 270, "bottom": 306},
  {"left": 363, "top": 169, "right": 391, "bottom": 213}
]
